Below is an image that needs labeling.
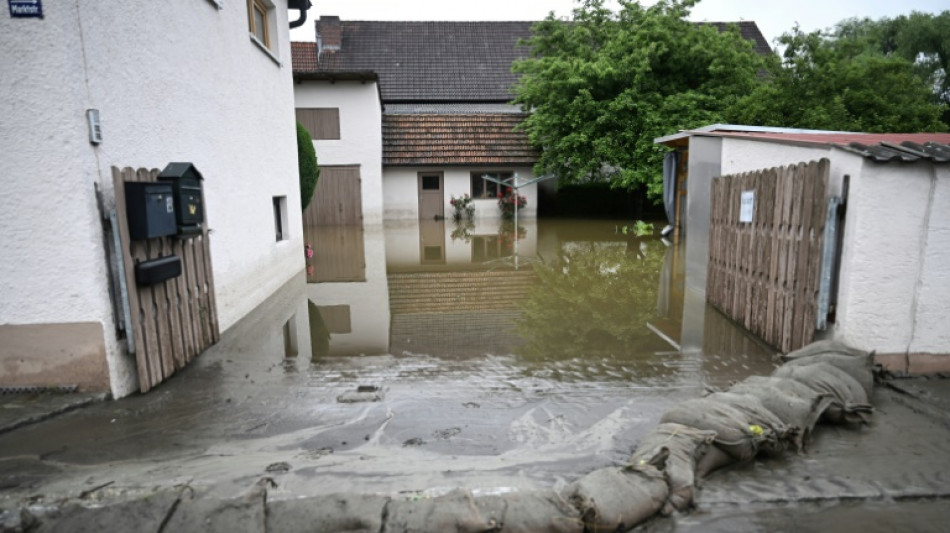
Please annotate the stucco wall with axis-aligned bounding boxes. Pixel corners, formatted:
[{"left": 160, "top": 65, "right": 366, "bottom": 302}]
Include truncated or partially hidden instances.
[
  {"left": 383, "top": 167, "right": 538, "bottom": 220},
  {"left": 0, "top": 1, "right": 301, "bottom": 397},
  {"left": 719, "top": 137, "right": 857, "bottom": 197},
  {"left": 835, "top": 160, "right": 950, "bottom": 357},
  {"left": 294, "top": 81, "right": 384, "bottom": 225}
]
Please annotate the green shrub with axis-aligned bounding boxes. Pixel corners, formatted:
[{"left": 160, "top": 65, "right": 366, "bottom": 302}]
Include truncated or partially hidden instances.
[{"left": 297, "top": 121, "right": 319, "bottom": 210}]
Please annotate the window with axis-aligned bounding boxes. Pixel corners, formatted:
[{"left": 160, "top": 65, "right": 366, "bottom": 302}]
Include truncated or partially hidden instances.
[
  {"left": 296, "top": 108, "right": 341, "bottom": 140},
  {"left": 273, "top": 196, "right": 287, "bottom": 242},
  {"left": 471, "top": 172, "right": 513, "bottom": 199},
  {"left": 421, "top": 175, "right": 441, "bottom": 190},
  {"left": 247, "top": 0, "right": 279, "bottom": 62},
  {"left": 248, "top": 0, "right": 270, "bottom": 45}
]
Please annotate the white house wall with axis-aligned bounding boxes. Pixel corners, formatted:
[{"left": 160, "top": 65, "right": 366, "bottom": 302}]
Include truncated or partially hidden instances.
[
  {"left": 911, "top": 165, "right": 950, "bottom": 354},
  {"left": 0, "top": 1, "right": 301, "bottom": 397},
  {"left": 835, "top": 160, "right": 950, "bottom": 359},
  {"left": 294, "top": 81, "right": 384, "bottom": 225},
  {"left": 383, "top": 167, "right": 538, "bottom": 221}
]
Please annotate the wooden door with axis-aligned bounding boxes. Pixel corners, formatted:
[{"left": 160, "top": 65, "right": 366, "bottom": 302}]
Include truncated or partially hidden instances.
[
  {"left": 304, "top": 166, "right": 363, "bottom": 226},
  {"left": 418, "top": 172, "right": 444, "bottom": 220}
]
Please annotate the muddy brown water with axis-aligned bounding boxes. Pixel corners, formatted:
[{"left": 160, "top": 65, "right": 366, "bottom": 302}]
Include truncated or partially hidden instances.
[{"left": 1, "top": 219, "right": 781, "bottom": 504}]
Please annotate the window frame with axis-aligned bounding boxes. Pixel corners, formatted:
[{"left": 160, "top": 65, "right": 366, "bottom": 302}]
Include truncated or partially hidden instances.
[
  {"left": 470, "top": 171, "right": 513, "bottom": 200},
  {"left": 248, "top": 0, "right": 270, "bottom": 46},
  {"left": 247, "top": 0, "right": 280, "bottom": 64}
]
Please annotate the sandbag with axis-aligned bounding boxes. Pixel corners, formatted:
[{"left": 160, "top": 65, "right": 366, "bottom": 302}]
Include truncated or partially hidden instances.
[
  {"left": 703, "top": 392, "right": 795, "bottom": 457},
  {"left": 728, "top": 376, "right": 835, "bottom": 451},
  {"left": 659, "top": 399, "right": 778, "bottom": 463},
  {"left": 494, "top": 491, "right": 584, "bottom": 533},
  {"left": 781, "top": 352, "right": 875, "bottom": 398},
  {"left": 773, "top": 362, "right": 873, "bottom": 424},
  {"left": 567, "top": 466, "right": 668, "bottom": 532},
  {"left": 382, "top": 489, "right": 505, "bottom": 533},
  {"left": 629, "top": 423, "right": 717, "bottom": 514},
  {"left": 781, "top": 339, "right": 868, "bottom": 361}
]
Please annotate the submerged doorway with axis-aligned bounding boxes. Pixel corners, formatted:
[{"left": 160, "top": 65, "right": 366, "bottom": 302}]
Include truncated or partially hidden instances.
[{"left": 418, "top": 172, "right": 444, "bottom": 220}]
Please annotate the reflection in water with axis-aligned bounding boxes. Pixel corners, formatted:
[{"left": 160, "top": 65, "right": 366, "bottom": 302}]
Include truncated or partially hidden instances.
[
  {"left": 308, "top": 300, "right": 330, "bottom": 360},
  {"left": 305, "top": 224, "right": 366, "bottom": 283},
  {"left": 297, "top": 218, "right": 774, "bottom": 384},
  {"left": 516, "top": 233, "right": 680, "bottom": 381}
]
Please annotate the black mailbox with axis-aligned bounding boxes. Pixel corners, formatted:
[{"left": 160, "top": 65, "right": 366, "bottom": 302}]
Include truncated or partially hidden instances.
[
  {"left": 135, "top": 255, "right": 182, "bottom": 285},
  {"left": 125, "top": 182, "right": 177, "bottom": 240},
  {"left": 158, "top": 162, "right": 204, "bottom": 236}
]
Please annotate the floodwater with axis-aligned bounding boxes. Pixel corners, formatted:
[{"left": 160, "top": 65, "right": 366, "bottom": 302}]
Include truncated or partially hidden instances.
[{"left": 0, "top": 218, "right": 777, "bottom": 501}]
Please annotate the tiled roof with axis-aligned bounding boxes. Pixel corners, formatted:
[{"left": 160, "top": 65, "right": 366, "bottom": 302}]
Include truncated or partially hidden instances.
[
  {"left": 291, "top": 41, "right": 318, "bottom": 71},
  {"left": 307, "top": 21, "right": 534, "bottom": 102},
  {"left": 383, "top": 113, "right": 538, "bottom": 166},
  {"left": 292, "top": 19, "right": 773, "bottom": 102},
  {"left": 385, "top": 103, "right": 525, "bottom": 115},
  {"left": 843, "top": 141, "right": 950, "bottom": 163},
  {"left": 705, "top": 22, "right": 772, "bottom": 56}
]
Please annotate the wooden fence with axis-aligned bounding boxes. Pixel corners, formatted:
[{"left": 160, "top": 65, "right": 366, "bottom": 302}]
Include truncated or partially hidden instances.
[
  {"left": 112, "top": 167, "right": 219, "bottom": 392},
  {"left": 707, "top": 159, "right": 829, "bottom": 353}
]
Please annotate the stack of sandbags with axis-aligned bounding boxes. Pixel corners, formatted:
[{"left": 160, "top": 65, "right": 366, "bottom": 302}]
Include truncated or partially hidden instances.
[{"left": 621, "top": 339, "right": 875, "bottom": 521}]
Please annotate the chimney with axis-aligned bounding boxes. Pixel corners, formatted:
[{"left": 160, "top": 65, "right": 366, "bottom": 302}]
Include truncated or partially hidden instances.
[{"left": 316, "top": 16, "right": 342, "bottom": 58}]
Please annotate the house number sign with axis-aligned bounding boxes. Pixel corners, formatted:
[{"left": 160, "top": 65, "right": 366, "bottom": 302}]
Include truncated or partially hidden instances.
[
  {"left": 739, "top": 190, "right": 754, "bottom": 223},
  {"left": 8, "top": 0, "right": 42, "bottom": 18}
]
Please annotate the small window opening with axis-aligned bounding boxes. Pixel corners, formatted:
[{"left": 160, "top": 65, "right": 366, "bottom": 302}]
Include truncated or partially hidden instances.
[{"left": 273, "top": 195, "right": 288, "bottom": 241}]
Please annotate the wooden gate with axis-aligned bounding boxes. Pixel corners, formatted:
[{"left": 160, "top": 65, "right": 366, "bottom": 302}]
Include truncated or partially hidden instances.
[
  {"left": 707, "top": 159, "right": 829, "bottom": 353},
  {"left": 112, "top": 167, "right": 219, "bottom": 392},
  {"left": 303, "top": 166, "right": 363, "bottom": 226}
]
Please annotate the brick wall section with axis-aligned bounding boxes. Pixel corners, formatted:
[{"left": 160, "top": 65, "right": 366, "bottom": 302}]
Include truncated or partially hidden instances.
[{"left": 383, "top": 114, "right": 538, "bottom": 166}]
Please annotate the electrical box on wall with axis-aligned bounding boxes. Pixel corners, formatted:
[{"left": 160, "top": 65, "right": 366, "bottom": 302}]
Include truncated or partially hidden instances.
[
  {"left": 158, "top": 162, "right": 205, "bottom": 236},
  {"left": 124, "top": 182, "right": 177, "bottom": 240}
]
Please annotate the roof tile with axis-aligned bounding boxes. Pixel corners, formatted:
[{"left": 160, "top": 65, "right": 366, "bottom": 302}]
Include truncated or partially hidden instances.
[{"left": 383, "top": 113, "right": 539, "bottom": 166}]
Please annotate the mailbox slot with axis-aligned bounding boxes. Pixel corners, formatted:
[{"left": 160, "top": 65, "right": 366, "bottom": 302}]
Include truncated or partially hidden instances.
[
  {"left": 158, "top": 162, "right": 205, "bottom": 236},
  {"left": 125, "top": 182, "right": 177, "bottom": 240},
  {"left": 135, "top": 255, "right": 182, "bottom": 285}
]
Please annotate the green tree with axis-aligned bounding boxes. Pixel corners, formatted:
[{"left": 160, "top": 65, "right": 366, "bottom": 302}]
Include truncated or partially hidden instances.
[
  {"left": 834, "top": 11, "right": 950, "bottom": 122},
  {"left": 297, "top": 121, "right": 320, "bottom": 210},
  {"left": 512, "top": 0, "right": 764, "bottom": 200},
  {"left": 730, "top": 21, "right": 948, "bottom": 132}
]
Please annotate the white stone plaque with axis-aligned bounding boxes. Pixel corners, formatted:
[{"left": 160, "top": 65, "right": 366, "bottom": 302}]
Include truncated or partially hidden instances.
[{"left": 740, "top": 190, "right": 754, "bottom": 223}]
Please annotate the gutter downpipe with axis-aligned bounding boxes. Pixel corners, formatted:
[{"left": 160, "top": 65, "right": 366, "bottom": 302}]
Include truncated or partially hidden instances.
[{"left": 289, "top": 0, "right": 311, "bottom": 29}]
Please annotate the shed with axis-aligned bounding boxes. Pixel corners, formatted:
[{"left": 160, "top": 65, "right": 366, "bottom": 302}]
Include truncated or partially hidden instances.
[{"left": 655, "top": 126, "right": 950, "bottom": 373}]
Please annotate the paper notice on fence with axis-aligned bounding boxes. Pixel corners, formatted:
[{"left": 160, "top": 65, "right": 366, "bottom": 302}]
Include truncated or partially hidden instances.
[{"left": 740, "top": 191, "right": 754, "bottom": 223}]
